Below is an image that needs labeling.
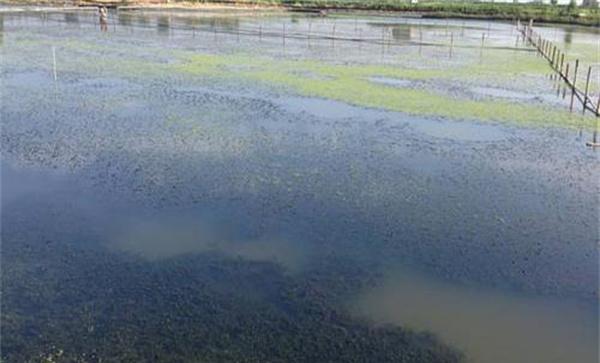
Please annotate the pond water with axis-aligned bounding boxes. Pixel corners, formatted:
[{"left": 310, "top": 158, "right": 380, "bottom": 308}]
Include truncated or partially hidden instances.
[{"left": 1, "top": 8, "right": 598, "bottom": 363}]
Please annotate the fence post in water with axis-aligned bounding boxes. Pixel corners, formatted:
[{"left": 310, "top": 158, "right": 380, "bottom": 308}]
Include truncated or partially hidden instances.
[
  {"left": 480, "top": 33, "right": 485, "bottom": 60},
  {"left": 583, "top": 66, "right": 592, "bottom": 114},
  {"left": 358, "top": 28, "right": 362, "bottom": 52},
  {"left": 381, "top": 26, "right": 385, "bottom": 54},
  {"left": 332, "top": 24, "right": 336, "bottom": 48},
  {"left": 449, "top": 32, "right": 454, "bottom": 58},
  {"left": 570, "top": 59, "right": 579, "bottom": 112},
  {"left": 542, "top": 39, "right": 547, "bottom": 56},
  {"left": 543, "top": 39, "right": 547, "bottom": 56},
  {"left": 52, "top": 46, "right": 57, "bottom": 82},
  {"left": 259, "top": 23, "right": 262, "bottom": 42},
  {"left": 282, "top": 23, "right": 286, "bottom": 47},
  {"left": 563, "top": 63, "right": 570, "bottom": 99},
  {"left": 419, "top": 28, "right": 423, "bottom": 56},
  {"left": 559, "top": 53, "right": 564, "bottom": 75}
]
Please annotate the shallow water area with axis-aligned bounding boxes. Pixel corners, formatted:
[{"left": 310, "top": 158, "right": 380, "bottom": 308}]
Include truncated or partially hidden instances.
[
  {"left": 353, "top": 268, "right": 598, "bottom": 363},
  {"left": 1, "top": 8, "right": 598, "bottom": 363}
]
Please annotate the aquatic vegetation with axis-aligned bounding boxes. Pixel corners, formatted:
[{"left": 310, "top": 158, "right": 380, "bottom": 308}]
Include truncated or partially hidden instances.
[
  {"left": 7, "top": 19, "right": 593, "bottom": 128},
  {"left": 177, "top": 53, "right": 592, "bottom": 128},
  {"left": 2, "top": 12, "right": 598, "bottom": 363},
  {"left": 1, "top": 235, "right": 464, "bottom": 362}
]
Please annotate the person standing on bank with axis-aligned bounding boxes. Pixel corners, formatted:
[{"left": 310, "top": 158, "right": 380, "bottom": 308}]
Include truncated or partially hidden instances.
[{"left": 99, "top": 6, "right": 108, "bottom": 32}]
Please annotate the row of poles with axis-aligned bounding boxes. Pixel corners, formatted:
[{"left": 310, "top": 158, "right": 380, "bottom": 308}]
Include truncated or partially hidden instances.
[
  {"left": 37, "top": 10, "right": 511, "bottom": 58},
  {"left": 517, "top": 18, "right": 599, "bottom": 118}
]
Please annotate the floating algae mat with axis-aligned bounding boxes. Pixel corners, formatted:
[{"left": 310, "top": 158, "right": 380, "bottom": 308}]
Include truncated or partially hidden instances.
[{"left": 1, "top": 9, "right": 598, "bottom": 363}]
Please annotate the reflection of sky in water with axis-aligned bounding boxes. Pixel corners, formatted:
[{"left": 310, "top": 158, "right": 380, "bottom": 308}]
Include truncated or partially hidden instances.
[{"left": 354, "top": 268, "right": 598, "bottom": 363}]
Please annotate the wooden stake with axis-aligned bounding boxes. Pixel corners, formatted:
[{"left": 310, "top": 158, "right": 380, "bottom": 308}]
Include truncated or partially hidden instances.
[
  {"left": 570, "top": 59, "right": 579, "bottom": 112},
  {"left": 563, "top": 63, "right": 570, "bottom": 99},
  {"left": 582, "top": 66, "right": 592, "bottom": 114},
  {"left": 449, "top": 32, "right": 453, "bottom": 58},
  {"left": 559, "top": 53, "right": 564, "bottom": 75}
]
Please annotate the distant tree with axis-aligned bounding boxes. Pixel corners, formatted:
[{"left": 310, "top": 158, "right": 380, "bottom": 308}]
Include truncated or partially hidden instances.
[
  {"left": 567, "top": 0, "right": 578, "bottom": 11},
  {"left": 550, "top": 0, "right": 558, "bottom": 5}
]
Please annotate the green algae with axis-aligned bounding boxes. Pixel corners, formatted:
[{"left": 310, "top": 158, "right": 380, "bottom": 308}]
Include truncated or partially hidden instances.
[
  {"left": 177, "top": 53, "right": 592, "bottom": 129},
  {"left": 6, "top": 30, "right": 594, "bottom": 129}
]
